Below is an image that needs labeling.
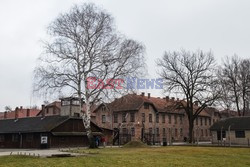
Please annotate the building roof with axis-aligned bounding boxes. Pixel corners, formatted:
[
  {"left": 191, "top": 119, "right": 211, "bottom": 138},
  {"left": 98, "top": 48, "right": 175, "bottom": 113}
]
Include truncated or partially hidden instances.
[
  {"left": 0, "top": 115, "right": 69, "bottom": 133},
  {"left": 95, "top": 93, "right": 211, "bottom": 117},
  {"left": 0, "top": 115, "right": 103, "bottom": 134},
  {"left": 97, "top": 94, "right": 157, "bottom": 113},
  {"left": 210, "top": 117, "right": 250, "bottom": 131}
]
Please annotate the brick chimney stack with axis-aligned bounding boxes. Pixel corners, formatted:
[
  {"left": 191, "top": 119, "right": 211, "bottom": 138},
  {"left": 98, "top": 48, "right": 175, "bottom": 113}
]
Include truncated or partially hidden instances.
[
  {"left": 194, "top": 101, "right": 199, "bottom": 106},
  {"left": 171, "top": 97, "right": 175, "bottom": 101},
  {"left": 4, "top": 111, "right": 7, "bottom": 119},
  {"left": 141, "top": 92, "right": 145, "bottom": 97},
  {"left": 15, "top": 107, "right": 19, "bottom": 120},
  {"left": 27, "top": 109, "right": 30, "bottom": 117},
  {"left": 166, "top": 96, "right": 169, "bottom": 101},
  {"left": 148, "top": 93, "right": 151, "bottom": 99}
]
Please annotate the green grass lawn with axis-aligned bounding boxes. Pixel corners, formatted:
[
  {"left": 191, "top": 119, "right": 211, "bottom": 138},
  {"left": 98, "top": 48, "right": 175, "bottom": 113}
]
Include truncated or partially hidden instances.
[{"left": 0, "top": 146, "right": 250, "bottom": 167}]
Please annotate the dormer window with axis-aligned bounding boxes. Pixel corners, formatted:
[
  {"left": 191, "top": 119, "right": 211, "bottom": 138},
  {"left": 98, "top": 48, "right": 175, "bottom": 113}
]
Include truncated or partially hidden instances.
[
  {"left": 62, "top": 100, "right": 70, "bottom": 106},
  {"left": 102, "top": 115, "right": 106, "bottom": 123},
  {"left": 72, "top": 100, "right": 80, "bottom": 105}
]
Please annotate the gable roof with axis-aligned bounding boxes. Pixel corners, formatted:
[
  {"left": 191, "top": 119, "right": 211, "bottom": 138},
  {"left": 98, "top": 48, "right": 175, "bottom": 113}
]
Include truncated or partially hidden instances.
[
  {"left": 95, "top": 94, "right": 212, "bottom": 117},
  {"left": 95, "top": 94, "right": 157, "bottom": 113},
  {"left": 210, "top": 117, "right": 250, "bottom": 131},
  {"left": 0, "top": 115, "right": 69, "bottom": 133}
]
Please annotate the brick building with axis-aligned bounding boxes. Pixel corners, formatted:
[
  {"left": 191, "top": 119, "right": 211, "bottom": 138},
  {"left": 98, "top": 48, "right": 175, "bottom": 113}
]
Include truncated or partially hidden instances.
[{"left": 93, "top": 93, "right": 222, "bottom": 144}]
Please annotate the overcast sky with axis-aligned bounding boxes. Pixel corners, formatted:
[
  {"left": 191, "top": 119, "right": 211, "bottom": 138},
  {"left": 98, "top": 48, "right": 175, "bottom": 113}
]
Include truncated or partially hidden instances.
[{"left": 0, "top": 0, "right": 250, "bottom": 111}]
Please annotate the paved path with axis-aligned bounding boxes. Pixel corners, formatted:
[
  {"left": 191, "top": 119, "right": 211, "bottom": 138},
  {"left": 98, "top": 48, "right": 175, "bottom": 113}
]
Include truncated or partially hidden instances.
[{"left": 0, "top": 148, "right": 83, "bottom": 157}]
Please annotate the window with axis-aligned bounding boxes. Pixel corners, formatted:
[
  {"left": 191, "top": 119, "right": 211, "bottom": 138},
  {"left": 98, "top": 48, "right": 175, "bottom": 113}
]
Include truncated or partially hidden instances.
[
  {"left": 130, "top": 113, "right": 135, "bottom": 122},
  {"left": 72, "top": 100, "right": 80, "bottom": 105},
  {"left": 174, "top": 115, "right": 177, "bottom": 124},
  {"left": 162, "top": 114, "right": 165, "bottom": 123},
  {"left": 62, "top": 100, "right": 70, "bottom": 106},
  {"left": 74, "top": 113, "right": 80, "bottom": 117},
  {"left": 200, "top": 117, "right": 203, "bottom": 126},
  {"left": 144, "top": 103, "right": 149, "bottom": 109},
  {"left": 201, "top": 129, "right": 204, "bottom": 137},
  {"left": 168, "top": 115, "right": 171, "bottom": 124},
  {"left": 0, "top": 135, "right": 5, "bottom": 142},
  {"left": 235, "top": 131, "right": 245, "bottom": 138},
  {"left": 163, "top": 128, "right": 166, "bottom": 137},
  {"left": 149, "top": 114, "right": 152, "bottom": 123},
  {"left": 122, "top": 128, "right": 127, "bottom": 134},
  {"left": 149, "top": 128, "right": 153, "bottom": 134},
  {"left": 122, "top": 113, "right": 127, "bottom": 123},
  {"left": 180, "top": 116, "right": 183, "bottom": 124},
  {"left": 114, "top": 113, "right": 118, "bottom": 123},
  {"left": 205, "top": 118, "right": 207, "bottom": 126},
  {"left": 175, "top": 128, "right": 178, "bottom": 137},
  {"left": 101, "top": 106, "right": 106, "bottom": 112},
  {"left": 196, "top": 118, "right": 198, "bottom": 125},
  {"left": 217, "top": 131, "right": 226, "bottom": 140},
  {"left": 156, "top": 128, "right": 160, "bottom": 136},
  {"left": 12, "top": 134, "right": 19, "bottom": 142},
  {"left": 205, "top": 129, "right": 208, "bottom": 137},
  {"left": 131, "top": 128, "right": 135, "bottom": 136},
  {"left": 142, "top": 113, "right": 145, "bottom": 122},
  {"left": 156, "top": 114, "right": 159, "bottom": 123},
  {"left": 26, "top": 134, "right": 33, "bottom": 142},
  {"left": 180, "top": 128, "right": 183, "bottom": 137},
  {"left": 102, "top": 115, "right": 106, "bottom": 123}
]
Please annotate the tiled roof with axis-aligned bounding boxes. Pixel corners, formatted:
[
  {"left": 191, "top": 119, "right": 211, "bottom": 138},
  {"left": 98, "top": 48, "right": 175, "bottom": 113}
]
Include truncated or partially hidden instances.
[
  {"left": 95, "top": 94, "right": 214, "bottom": 117},
  {"left": 106, "top": 94, "right": 148, "bottom": 112}
]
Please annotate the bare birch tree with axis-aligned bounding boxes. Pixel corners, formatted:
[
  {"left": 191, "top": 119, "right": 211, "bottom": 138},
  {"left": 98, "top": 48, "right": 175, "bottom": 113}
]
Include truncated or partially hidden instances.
[
  {"left": 217, "top": 56, "right": 250, "bottom": 116},
  {"left": 33, "top": 3, "right": 145, "bottom": 148},
  {"left": 157, "top": 49, "right": 220, "bottom": 143}
]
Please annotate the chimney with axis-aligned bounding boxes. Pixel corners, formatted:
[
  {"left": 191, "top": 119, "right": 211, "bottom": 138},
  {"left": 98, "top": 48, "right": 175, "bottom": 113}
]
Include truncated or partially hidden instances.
[
  {"left": 171, "top": 97, "right": 175, "bottom": 101},
  {"left": 41, "top": 105, "right": 45, "bottom": 118},
  {"left": 15, "top": 107, "right": 19, "bottom": 120},
  {"left": 166, "top": 96, "right": 169, "bottom": 101},
  {"left": 20, "top": 106, "right": 23, "bottom": 110},
  {"left": 27, "top": 109, "right": 30, "bottom": 117},
  {"left": 177, "top": 98, "right": 180, "bottom": 102},
  {"left": 148, "top": 93, "right": 151, "bottom": 99},
  {"left": 141, "top": 92, "right": 145, "bottom": 97},
  {"left": 4, "top": 111, "right": 7, "bottom": 119}
]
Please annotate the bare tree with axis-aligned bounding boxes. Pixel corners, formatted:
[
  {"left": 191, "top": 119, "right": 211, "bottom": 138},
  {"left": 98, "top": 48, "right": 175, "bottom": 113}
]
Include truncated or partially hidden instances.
[
  {"left": 157, "top": 49, "right": 219, "bottom": 143},
  {"left": 33, "top": 3, "right": 145, "bottom": 148},
  {"left": 218, "top": 56, "right": 250, "bottom": 116}
]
